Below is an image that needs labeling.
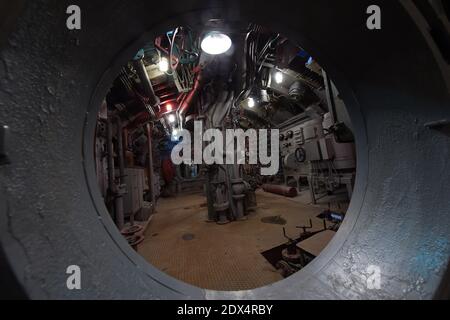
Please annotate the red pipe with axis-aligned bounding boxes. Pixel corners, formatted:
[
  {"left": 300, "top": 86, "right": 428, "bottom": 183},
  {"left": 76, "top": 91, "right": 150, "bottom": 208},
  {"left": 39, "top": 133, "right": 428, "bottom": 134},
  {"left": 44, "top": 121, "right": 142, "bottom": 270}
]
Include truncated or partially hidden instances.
[
  {"left": 262, "top": 184, "right": 298, "bottom": 197},
  {"left": 178, "top": 72, "right": 203, "bottom": 117}
]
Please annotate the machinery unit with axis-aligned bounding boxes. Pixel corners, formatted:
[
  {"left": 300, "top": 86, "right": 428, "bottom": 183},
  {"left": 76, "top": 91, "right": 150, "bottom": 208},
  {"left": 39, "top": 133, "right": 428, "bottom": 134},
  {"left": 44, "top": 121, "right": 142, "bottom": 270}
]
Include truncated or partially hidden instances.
[{"left": 280, "top": 111, "right": 356, "bottom": 203}]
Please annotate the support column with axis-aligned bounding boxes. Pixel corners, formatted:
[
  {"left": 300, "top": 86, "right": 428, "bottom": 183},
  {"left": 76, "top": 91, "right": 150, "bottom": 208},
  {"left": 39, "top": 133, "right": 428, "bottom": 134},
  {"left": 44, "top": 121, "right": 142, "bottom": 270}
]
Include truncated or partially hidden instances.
[{"left": 115, "top": 116, "right": 126, "bottom": 227}]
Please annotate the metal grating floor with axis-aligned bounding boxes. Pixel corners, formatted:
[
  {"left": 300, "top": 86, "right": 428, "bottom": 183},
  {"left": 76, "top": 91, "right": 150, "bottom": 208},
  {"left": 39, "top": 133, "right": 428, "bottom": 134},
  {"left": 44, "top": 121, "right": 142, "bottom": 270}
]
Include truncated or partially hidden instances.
[{"left": 138, "top": 189, "right": 341, "bottom": 291}]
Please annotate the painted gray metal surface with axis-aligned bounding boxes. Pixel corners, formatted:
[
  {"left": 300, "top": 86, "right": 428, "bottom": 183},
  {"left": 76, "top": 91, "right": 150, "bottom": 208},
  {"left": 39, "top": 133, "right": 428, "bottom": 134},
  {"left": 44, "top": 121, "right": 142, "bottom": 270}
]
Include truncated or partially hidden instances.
[{"left": 0, "top": 0, "right": 449, "bottom": 299}]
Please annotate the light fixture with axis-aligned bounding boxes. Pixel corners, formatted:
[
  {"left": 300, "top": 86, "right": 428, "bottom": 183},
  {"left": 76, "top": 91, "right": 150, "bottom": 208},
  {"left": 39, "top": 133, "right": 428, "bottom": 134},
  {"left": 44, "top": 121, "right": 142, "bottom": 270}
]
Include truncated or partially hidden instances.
[
  {"left": 201, "top": 31, "right": 232, "bottom": 55},
  {"left": 167, "top": 114, "right": 176, "bottom": 123},
  {"left": 158, "top": 57, "right": 169, "bottom": 72},
  {"left": 274, "top": 71, "right": 283, "bottom": 84},
  {"left": 166, "top": 103, "right": 173, "bottom": 112},
  {"left": 171, "top": 128, "right": 179, "bottom": 141},
  {"left": 247, "top": 97, "right": 255, "bottom": 108}
]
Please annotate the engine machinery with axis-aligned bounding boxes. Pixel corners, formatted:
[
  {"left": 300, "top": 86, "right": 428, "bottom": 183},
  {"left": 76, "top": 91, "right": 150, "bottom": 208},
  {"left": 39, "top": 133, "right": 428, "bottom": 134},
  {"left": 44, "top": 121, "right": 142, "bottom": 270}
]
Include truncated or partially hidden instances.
[
  {"left": 280, "top": 111, "right": 356, "bottom": 204},
  {"left": 94, "top": 21, "right": 356, "bottom": 230}
]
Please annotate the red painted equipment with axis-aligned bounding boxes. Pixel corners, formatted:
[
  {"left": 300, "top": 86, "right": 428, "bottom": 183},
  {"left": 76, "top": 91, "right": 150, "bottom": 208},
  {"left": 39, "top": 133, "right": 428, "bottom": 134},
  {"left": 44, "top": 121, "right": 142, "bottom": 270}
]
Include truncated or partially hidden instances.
[{"left": 161, "top": 158, "right": 176, "bottom": 184}]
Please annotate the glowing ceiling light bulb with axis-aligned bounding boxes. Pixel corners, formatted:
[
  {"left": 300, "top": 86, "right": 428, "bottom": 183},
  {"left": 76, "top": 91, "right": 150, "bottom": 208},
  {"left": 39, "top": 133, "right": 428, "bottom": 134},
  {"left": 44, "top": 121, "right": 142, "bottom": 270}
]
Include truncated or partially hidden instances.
[
  {"left": 158, "top": 57, "right": 169, "bottom": 72},
  {"left": 167, "top": 114, "right": 176, "bottom": 123},
  {"left": 166, "top": 103, "right": 173, "bottom": 112},
  {"left": 247, "top": 97, "right": 255, "bottom": 108},
  {"left": 201, "top": 31, "right": 232, "bottom": 55},
  {"left": 274, "top": 71, "right": 283, "bottom": 84}
]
